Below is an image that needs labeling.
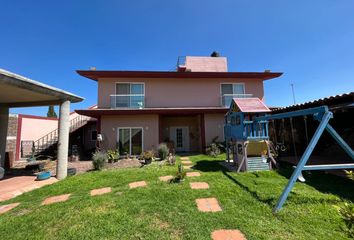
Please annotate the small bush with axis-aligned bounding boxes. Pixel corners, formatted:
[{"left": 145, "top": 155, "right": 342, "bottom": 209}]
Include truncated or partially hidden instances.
[
  {"left": 157, "top": 143, "right": 169, "bottom": 160},
  {"left": 107, "top": 149, "right": 119, "bottom": 163},
  {"left": 206, "top": 143, "right": 221, "bottom": 157},
  {"left": 92, "top": 151, "right": 107, "bottom": 170},
  {"left": 142, "top": 150, "right": 154, "bottom": 164},
  {"left": 166, "top": 153, "right": 176, "bottom": 165},
  {"left": 334, "top": 202, "right": 354, "bottom": 238},
  {"left": 170, "top": 164, "right": 186, "bottom": 183}
]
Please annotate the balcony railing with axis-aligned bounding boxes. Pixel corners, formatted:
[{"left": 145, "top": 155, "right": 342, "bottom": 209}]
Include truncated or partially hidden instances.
[
  {"left": 110, "top": 95, "right": 145, "bottom": 109},
  {"left": 221, "top": 94, "right": 253, "bottom": 107}
]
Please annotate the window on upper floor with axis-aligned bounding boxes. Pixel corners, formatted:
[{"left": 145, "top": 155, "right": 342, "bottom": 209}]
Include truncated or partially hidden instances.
[
  {"left": 110, "top": 83, "right": 145, "bottom": 108},
  {"left": 221, "top": 83, "right": 247, "bottom": 107}
]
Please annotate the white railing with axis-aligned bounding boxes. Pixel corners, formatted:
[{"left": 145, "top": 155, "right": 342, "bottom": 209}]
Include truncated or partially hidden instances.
[
  {"left": 110, "top": 94, "right": 145, "bottom": 109},
  {"left": 221, "top": 94, "right": 253, "bottom": 107}
]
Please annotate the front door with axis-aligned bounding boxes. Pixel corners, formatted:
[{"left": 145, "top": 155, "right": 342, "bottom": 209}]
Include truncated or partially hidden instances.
[{"left": 170, "top": 126, "right": 190, "bottom": 152}]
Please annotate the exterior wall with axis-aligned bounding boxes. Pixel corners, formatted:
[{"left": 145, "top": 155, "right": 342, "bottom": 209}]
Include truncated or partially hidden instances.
[
  {"left": 184, "top": 56, "right": 228, "bottom": 72},
  {"left": 204, "top": 113, "right": 225, "bottom": 145},
  {"left": 100, "top": 114, "right": 159, "bottom": 152},
  {"left": 98, "top": 77, "right": 265, "bottom": 109},
  {"left": 160, "top": 115, "right": 201, "bottom": 152},
  {"left": 0, "top": 106, "right": 9, "bottom": 167},
  {"left": 20, "top": 116, "right": 58, "bottom": 141}
]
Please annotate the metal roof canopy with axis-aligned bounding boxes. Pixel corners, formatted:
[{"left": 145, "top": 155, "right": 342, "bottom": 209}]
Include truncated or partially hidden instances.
[
  {"left": 231, "top": 98, "right": 271, "bottom": 113},
  {"left": 0, "top": 69, "right": 83, "bottom": 108}
]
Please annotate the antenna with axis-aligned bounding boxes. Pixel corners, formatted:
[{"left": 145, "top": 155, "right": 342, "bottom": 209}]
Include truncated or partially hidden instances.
[{"left": 290, "top": 83, "right": 296, "bottom": 105}]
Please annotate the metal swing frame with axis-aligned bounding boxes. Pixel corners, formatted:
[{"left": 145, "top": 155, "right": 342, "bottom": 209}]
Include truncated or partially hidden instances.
[{"left": 254, "top": 105, "right": 354, "bottom": 213}]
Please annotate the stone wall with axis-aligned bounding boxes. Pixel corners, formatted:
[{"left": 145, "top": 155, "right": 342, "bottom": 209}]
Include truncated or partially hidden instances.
[{"left": 6, "top": 114, "right": 18, "bottom": 153}]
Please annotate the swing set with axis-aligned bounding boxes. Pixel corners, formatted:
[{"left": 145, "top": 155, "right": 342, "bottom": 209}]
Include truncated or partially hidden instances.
[
  {"left": 224, "top": 99, "right": 354, "bottom": 212},
  {"left": 253, "top": 105, "right": 354, "bottom": 212}
]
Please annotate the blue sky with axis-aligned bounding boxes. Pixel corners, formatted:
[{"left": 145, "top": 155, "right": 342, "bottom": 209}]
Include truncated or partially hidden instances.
[{"left": 1, "top": 0, "right": 353, "bottom": 116}]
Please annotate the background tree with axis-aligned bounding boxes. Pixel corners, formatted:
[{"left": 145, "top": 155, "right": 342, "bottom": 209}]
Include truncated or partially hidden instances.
[{"left": 47, "top": 106, "right": 57, "bottom": 118}]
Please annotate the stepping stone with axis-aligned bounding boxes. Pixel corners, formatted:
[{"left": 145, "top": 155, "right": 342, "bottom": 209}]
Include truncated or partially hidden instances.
[
  {"left": 90, "top": 187, "right": 112, "bottom": 196},
  {"left": 184, "top": 165, "right": 193, "bottom": 170},
  {"left": 211, "top": 230, "right": 246, "bottom": 240},
  {"left": 129, "top": 181, "right": 147, "bottom": 189},
  {"left": 195, "top": 198, "right": 222, "bottom": 212},
  {"left": 181, "top": 160, "right": 193, "bottom": 165},
  {"left": 0, "top": 202, "right": 20, "bottom": 215},
  {"left": 159, "top": 175, "right": 174, "bottom": 182},
  {"left": 186, "top": 172, "right": 200, "bottom": 177},
  {"left": 42, "top": 194, "right": 71, "bottom": 205},
  {"left": 180, "top": 157, "right": 189, "bottom": 161},
  {"left": 190, "top": 182, "right": 209, "bottom": 189}
]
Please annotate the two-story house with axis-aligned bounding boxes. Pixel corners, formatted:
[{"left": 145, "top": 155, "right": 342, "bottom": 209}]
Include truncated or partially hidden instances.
[{"left": 76, "top": 55, "right": 282, "bottom": 155}]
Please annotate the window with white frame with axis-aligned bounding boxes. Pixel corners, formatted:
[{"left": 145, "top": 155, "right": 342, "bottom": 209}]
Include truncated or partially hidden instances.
[
  {"left": 221, "top": 83, "right": 245, "bottom": 107},
  {"left": 118, "top": 127, "right": 143, "bottom": 155},
  {"left": 112, "top": 83, "right": 145, "bottom": 108}
]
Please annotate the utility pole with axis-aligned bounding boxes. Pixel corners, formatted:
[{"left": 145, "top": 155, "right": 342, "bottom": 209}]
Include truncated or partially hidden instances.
[{"left": 290, "top": 83, "right": 296, "bottom": 105}]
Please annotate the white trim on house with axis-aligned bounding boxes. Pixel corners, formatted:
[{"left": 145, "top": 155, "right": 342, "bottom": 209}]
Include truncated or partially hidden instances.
[{"left": 116, "top": 127, "right": 144, "bottom": 155}]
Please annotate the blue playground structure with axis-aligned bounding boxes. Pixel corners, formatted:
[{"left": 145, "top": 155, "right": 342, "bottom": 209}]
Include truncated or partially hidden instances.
[{"left": 224, "top": 98, "right": 354, "bottom": 212}]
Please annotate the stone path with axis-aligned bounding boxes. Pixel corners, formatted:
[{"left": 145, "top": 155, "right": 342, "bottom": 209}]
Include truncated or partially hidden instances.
[
  {"left": 181, "top": 160, "right": 193, "bottom": 165},
  {"left": 186, "top": 172, "right": 201, "bottom": 177},
  {"left": 180, "top": 157, "right": 190, "bottom": 161},
  {"left": 90, "top": 187, "right": 112, "bottom": 196},
  {"left": 211, "top": 230, "right": 246, "bottom": 240},
  {"left": 159, "top": 175, "right": 174, "bottom": 182},
  {"left": 190, "top": 182, "right": 209, "bottom": 189},
  {"left": 42, "top": 193, "right": 71, "bottom": 205},
  {"left": 129, "top": 181, "right": 147, "bottom": 189},
  {"left": 0, "top": 202, "right": 20, "bottom": 215},
  {"left": 195, "top": 197, "right": 222, "bottom": 212},
  {"left": 0, "top": 176, "right": 58, "bottom": 202}
]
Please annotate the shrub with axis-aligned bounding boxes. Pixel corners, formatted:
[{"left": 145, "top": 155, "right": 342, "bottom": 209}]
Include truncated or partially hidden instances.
[
  {"left": 92, "top": 151, "right": 107, "bottom": 170},
  {"left": 107, "top": 149, "right": 119, "bottom": 163},
  {"left": 206, "top": 143, "right": 221, "bottom": 157},
  {"left": 166, "top": 153, "right": 176, "bottom": 165},
  {"left": 171, "top": 164, "right": 186, "bottom": 183},
  {"left": 334, "top": 202, "right": 354, "bottom": 238},
  {"left": 157, "top": 143, "right": 169, "bottom": 160},
  {"left": 142, "top": 150, "right": 155, "bottom": 164}
]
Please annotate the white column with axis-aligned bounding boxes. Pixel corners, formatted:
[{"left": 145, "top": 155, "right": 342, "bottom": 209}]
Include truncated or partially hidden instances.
[
  {"left": 56, "top": 100, "right": 70, "bottom": 179},
  {"left": 0, "top": 106, "right": 9, "bottom": 167}
]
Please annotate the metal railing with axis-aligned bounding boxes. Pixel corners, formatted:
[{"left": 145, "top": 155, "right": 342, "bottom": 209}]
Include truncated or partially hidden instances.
[
  {"left": 110, "top": 94, "right": 145, "bottom": 109},
  {"left": 221, "top": 94, "right": 253, "bottom": 107},
  {"left": 32, "top": 115, "right": 91, "bottom": 155}
]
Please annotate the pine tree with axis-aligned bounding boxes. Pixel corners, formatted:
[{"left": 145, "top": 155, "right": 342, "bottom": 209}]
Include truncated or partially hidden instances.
[{"left": 47, "top": 106, "right": 57, "bottom": 118}]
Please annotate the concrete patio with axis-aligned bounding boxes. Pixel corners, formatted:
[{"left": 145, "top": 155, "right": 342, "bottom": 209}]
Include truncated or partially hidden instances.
[{"left": 0, "top": 176, "right": 57, "bottom": 202}]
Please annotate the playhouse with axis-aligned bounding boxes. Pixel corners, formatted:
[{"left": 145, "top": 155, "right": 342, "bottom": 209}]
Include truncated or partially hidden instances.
[{"left": 224, "top": 98, "right": 277, "bottom": 172}]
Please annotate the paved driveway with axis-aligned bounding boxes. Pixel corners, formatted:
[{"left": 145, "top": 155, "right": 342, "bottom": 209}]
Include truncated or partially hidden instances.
[{"left": 0, "top": 176, "right": 57, "bottom": 202}]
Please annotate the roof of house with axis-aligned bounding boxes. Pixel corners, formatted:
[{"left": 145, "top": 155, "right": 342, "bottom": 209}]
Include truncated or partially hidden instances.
[
  {"left": 75, "top": 107, "right": 228, "bottom": 117},
  {"left": 272, "top": 92, "right": 354, "bottom": 112},
  {"left": 231, "top": 98, "right": 271, "bottom": 113},
  {"left": 76, "top": 70, "right": 283, "bottom": 81}
]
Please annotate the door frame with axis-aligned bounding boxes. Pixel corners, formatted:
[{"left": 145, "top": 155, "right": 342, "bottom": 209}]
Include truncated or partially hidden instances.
[
  {"left": 117, "top": 127, "right": 144, "bottom": 155},
  {"left": 170, "top": 126, "right": 190, "bottom": 152}
]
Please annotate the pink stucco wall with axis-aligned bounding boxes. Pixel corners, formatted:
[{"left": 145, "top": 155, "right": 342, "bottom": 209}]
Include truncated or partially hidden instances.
[
  {"left": 97, "top": 77, "right": 265, "bottom": 109},
  {"left": 100, "top": 114, "right": 159, "bottom": 151},
  {"left": 204, "top": 113, "right": 225, "bottom": 145},
  {"left": 20, "top": 117, "right": 58, "bottom": 141},
  {"left": 184, "top": 56, "right": 228, "bottom": 72}
]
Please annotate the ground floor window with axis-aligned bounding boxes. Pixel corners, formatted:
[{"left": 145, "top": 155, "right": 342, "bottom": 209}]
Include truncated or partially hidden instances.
[{"left": 118, "top": 127, "right": 143, "bottom": 155}]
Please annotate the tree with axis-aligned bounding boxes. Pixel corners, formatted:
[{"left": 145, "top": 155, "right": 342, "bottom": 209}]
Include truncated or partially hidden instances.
[{"left": 47, "top": 106, "right": 57, "bottom": 118}]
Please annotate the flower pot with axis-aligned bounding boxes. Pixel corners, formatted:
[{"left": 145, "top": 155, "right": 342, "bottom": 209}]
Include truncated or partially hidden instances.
[{"left": 36, "top": 171, "right": 51, "bottom": 181}]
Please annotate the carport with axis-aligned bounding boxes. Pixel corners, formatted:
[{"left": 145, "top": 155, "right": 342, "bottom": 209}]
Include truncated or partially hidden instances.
[{"left": 0, "top": 69, "right": 83, "bottom": 179}]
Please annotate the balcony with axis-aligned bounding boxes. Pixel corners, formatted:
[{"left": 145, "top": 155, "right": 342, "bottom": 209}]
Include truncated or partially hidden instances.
[
  {"left": 110, "top": 95, "right": 145, "bottom": 109},
  {"left": 221, "top": 94, "right": 253, "bottom": 107}
]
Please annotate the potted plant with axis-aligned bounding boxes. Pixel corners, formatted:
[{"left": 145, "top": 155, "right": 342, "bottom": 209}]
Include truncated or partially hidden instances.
[
  {"left": 107, "top": 149, "right": 119, "bottom": 163},
  {"left": 171, "top": 164, "right": 186, "bottom": 183}
]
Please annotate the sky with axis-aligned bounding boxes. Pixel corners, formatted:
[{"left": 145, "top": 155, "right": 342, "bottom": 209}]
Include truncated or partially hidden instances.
[{"left": 1, "top": 0, "right": 354, "bottom": 116}]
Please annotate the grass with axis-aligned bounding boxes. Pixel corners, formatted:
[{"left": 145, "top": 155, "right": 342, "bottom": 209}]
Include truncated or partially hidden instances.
[{"left": 0, "top": 154, "right": 353, "bottom": 239}]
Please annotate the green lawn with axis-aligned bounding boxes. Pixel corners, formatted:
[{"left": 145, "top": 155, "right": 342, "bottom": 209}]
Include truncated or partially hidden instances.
[{"left": 0, "top": 154, "right": 353, "bottom": 240}]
